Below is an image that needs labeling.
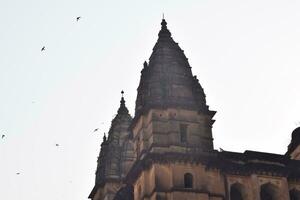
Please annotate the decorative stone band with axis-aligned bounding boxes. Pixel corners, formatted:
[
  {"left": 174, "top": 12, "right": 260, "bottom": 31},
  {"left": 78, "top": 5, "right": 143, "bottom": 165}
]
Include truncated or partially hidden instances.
[{"left": 125, "top": 150, "right": 300, "bottom": 185}]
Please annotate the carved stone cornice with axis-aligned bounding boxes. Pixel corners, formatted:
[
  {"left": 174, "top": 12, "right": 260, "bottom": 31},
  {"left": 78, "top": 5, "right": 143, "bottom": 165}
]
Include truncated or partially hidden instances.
[{"left": 125, "top": 150, "right": 300, "bottom": 185}]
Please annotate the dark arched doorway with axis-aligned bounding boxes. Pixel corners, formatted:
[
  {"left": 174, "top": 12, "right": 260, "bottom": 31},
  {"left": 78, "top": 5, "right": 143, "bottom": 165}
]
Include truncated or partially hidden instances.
[
  {"left": 290, "top": 189, "right": 300, "bottom": 200},
  {"left": 260, "top": 183, "right": 279, "bottom": 200},
  {"left": 230, "top": 183, "right": 246, "bottom": 200}
]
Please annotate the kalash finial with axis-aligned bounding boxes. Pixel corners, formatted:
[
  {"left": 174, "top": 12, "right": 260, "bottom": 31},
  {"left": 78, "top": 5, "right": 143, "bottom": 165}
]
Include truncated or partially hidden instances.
[
  {"left": 161, "top": 18, "right": 167, "bottom": 28},
  {"left": 120, "top": 90, "right": 125, "bottom": 106},
  {"left": 118, "top": 90, "right": 129, "bottom": 114},
  {"left": 159, "top": 15, "right": 171, "bottom": 38}
]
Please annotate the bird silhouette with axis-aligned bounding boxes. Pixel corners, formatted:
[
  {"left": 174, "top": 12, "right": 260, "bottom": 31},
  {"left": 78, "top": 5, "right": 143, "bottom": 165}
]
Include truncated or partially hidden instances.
[
  {"left": 94, "top": 128, "right": 99, "bottom": 132},
  {"left": 41, "top": 46, "right": 45, "bottom": 51},
  {"left": 55, "top": 144, "right": 59, "bottom": 147},
  {"left": 76, "top": 16, "right": 81, "bottom": 21},
  {"left": 16, "top": 173, "right": 20, "bottom": 175},
  {"left": 1, "top": 135, "right": 5, "bottom": 139}
]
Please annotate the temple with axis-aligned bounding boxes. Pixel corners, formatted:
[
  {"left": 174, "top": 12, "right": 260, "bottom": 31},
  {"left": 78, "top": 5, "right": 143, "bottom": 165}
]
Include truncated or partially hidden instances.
[{"left": 89, "top": 19, "right": 300, "bottom": 200}]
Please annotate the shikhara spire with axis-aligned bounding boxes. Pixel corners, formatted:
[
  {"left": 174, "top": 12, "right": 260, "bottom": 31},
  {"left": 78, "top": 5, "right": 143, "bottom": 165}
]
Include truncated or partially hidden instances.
[
  {"left": 93, "top": 93, "right": 132, "bottom": 188},
  {"left": 134, "top": 19, "right": 215, "bottom": 121}
]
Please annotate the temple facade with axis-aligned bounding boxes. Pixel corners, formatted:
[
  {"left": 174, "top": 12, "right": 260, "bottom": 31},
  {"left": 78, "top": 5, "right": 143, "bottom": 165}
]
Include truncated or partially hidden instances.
[{"left": 89, "top": 19, "right": 300, "bottom": 200}]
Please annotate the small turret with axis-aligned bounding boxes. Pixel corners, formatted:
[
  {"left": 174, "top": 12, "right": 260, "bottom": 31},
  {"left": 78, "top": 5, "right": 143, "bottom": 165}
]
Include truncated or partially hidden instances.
[
  {"left": 143, "top": 61, "right": 148, "bottom": 68},
  {"left": 103, "top": 133, "right": 107, "bottom": 143},
  {"left": 89, "top": 91, "right": 133, "bottom": 200}
]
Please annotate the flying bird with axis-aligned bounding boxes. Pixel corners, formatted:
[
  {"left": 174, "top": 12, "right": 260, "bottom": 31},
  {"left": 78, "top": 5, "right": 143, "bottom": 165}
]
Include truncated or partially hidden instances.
[
  {"left": 93, "top": 128, "right": 99, "bottom": 132},
  {"left": 16, "top": 173, "right": 20, "bottom": 175},
  {"left": 1, "top": 135, "right": 5, "bottom": 139},
  {"left": 41, "top": 46, "right": 45, "bottom": 51},
  {"left": 76, "top": 16, "right": 81, "bottom": 21},
  {"left": 55, "top": 144, "right": 59, "bottom": 147}
]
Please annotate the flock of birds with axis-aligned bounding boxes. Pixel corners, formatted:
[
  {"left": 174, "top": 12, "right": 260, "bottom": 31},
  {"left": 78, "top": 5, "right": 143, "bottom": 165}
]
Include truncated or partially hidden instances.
[
  {"left": 1, "top": 124, "right": 101, "bottom": 176},
  {"left": 2, "top": 105, "right": 103, "bottom": 177},
  {"left": 40, "top": 16, "right": 82, "bottom": 52},
  {"left": 1, "top": 15, "right": 107, "bottom": 179}
]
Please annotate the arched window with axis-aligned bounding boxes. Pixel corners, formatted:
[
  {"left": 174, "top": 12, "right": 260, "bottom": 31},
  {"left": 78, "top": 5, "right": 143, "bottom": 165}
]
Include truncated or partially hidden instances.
[
  {"left": 184, "top": 173, "right": 193, "bottom": 188},
  {"left": 230, "top": 183, "right": 246, "bottom": 200},
  {"left": 290, "top": 189, "right": 300, "bottom": 200},
  {"left": 260, "top": 183, "right": 279, "bottom": 200}
]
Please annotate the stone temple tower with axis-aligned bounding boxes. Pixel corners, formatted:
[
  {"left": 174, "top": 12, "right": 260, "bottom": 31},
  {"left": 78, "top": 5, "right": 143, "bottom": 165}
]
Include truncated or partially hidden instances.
[
  {"left": 126, "top": 18, "right": 217, "bottom": 200},
  {"left": 89, "top": 94, "right": 135, "bottom": 200},
  {"left": 132, "top": 19, "right": 216, "bottom": 155},
  {"left": 89, "top": 19, "right": 300, "bottom": 200}
]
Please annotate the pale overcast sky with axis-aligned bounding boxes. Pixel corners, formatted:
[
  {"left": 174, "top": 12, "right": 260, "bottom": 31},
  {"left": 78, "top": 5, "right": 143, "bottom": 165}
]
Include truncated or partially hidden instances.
[{"left": 1, "top": 0, "right": 300, "bottom": 199}]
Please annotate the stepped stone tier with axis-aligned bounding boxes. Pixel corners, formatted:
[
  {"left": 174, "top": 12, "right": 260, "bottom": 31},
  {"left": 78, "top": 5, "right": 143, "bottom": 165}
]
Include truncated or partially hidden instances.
[{"left": 89, "top": 19, "right": 300, "bottom": 200}]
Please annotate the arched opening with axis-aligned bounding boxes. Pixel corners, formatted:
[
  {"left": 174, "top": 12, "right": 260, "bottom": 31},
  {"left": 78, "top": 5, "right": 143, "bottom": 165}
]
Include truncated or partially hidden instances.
[
  {"left": 184, "top": 173, "right": 193, "bottom": 188},
  {"left": 260, "top": 183, "right": 279, "bottom": 200},
  {"left": 230, "top": 183, "right": 246, "bottom": 200},
  {"left": 290, "top": 189, "right": 300, "bottom": 200}
]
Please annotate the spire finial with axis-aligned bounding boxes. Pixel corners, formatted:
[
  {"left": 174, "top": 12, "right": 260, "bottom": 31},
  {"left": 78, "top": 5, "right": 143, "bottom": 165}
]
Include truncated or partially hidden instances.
[
  {"left": 120, "top": 90, "right": 125, "bottom": 105},
  {"left": 118, "top": 90, "right": 129, "bottom": 114},
  {"left": 159, "top": 17, "right": 171, "bottom": 38},
  {"left": 163, "top": 13, "right": 164, "bottom": 20}
]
